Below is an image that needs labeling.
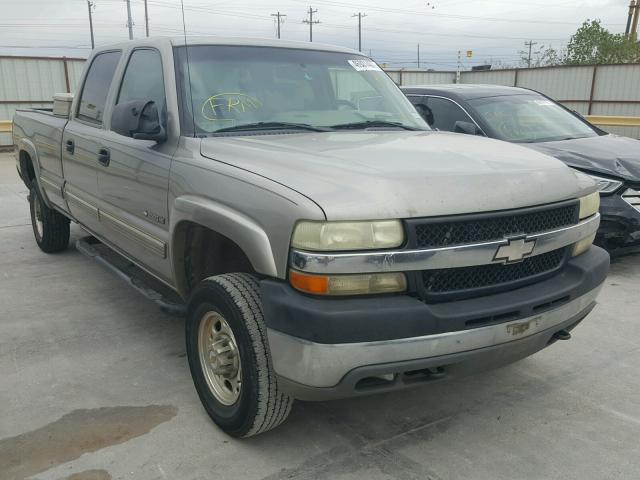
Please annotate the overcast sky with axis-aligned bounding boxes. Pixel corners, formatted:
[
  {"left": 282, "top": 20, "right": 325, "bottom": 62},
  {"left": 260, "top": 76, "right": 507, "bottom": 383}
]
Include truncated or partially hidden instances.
[{"left": 0, "top": 0, "right": 631, "bottom": 69}]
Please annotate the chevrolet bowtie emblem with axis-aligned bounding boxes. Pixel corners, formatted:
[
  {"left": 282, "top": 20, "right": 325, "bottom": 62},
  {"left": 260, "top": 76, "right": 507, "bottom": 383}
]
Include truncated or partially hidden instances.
[{"left": 493, "top": 237, "right": 536, "bottom": 264}]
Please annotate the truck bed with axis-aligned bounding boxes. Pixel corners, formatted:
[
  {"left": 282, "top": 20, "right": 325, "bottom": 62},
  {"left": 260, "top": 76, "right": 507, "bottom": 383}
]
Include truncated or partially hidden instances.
[{"left": 13, "top": 108, "right": 68, "bottom": 209}]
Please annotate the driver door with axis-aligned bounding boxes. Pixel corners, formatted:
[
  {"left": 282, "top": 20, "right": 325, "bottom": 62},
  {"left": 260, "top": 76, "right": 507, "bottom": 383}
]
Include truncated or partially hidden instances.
[{"left": 95, "top": 47, "right": 174, "bottom": 280}]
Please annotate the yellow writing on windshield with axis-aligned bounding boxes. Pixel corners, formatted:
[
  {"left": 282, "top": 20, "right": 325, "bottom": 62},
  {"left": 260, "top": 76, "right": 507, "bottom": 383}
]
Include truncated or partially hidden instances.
[{"left": 201, "top": 93, "right": 262, "bottom": 120}]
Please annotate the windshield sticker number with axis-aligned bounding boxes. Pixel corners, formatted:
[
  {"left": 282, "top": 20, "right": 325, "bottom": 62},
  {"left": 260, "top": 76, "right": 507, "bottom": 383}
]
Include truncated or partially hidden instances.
[
  {"left": 201, "top": 93, "right": 262, "bottom": 121},
  {"left": 348, "top": 59, "right": 382, "bottom": 72}
]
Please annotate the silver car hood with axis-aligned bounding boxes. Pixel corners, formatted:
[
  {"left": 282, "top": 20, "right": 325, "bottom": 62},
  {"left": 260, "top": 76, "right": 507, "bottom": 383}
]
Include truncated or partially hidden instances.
[{"left": 200, "top": 131, "right": 593, "bottom": 220}]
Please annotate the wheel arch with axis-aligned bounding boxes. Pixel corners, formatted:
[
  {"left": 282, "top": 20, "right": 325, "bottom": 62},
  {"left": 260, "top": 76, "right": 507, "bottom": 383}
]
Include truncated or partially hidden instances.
[
  {"left": 170, "top": 195, "right": 279, "bottom": 298},
  {"left": 17, "top": 139, "right": 53, "bottom": 207}
]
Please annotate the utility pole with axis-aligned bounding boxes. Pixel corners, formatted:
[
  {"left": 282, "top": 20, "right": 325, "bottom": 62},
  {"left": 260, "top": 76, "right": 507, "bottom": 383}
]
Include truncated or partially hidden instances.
[
  {"left": 524, "top": 40, "right": 537, "bottom": 68},
  {"left": 626, "top": 0, "right": 635, "bottom": 36},
  {"left": 352, "top": 12, "right": 366, "bottom": 52},
  {"left": 302, "top": 7, "right": 319, "bottom": 42},
  {"left": 87, "top": 1, "right": 95, "bottom": 49},
  {"left": 125, "top": 0, "right": 134, "bottom": 40},
  {"left": 271, "top": 11, "right": 287, "bottom": 39},
  {"left": 417, "top": 44, "right": 420, "bottom": 68},
  {"left": 144, "top": 0, "right": 149, "bottom": 37},
  {"left": 629, "top": 0, "right": 640, "bottom": 41},
  {"left": 456, "top": 50, "right": 461, "bottom": 83}
]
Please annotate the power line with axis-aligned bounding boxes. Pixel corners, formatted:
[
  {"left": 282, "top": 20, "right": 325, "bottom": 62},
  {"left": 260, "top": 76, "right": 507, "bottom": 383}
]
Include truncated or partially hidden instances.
[
  {"left": 271, "top": 11, "right": 287, "bottom": 39},
  {"left": 290, "top": 0, "right": 624, "bottom": 26},
  {"left": 352, "top": 12, "right": 366, "bottom": 52},
  {"left": 303, "top": 7, "right": 320, "bottom": 42}
]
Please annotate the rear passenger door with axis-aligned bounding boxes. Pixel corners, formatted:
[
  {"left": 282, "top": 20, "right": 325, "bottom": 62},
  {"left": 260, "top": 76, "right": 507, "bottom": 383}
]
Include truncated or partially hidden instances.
[
  {"left": 95, "top": 48, "right": 174, "bottom": 280},
  {"left": 62, "top": 50, "right": 121, "bottom": 234}
]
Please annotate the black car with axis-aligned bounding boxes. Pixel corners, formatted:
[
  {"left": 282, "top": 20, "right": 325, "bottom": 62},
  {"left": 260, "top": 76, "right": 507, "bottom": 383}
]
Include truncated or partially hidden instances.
[{"left": 401, "top": 84, "right": 640, "bottom": 252}]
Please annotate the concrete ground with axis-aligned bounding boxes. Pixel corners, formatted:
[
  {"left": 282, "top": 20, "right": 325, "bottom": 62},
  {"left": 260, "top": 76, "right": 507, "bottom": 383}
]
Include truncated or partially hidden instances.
[{"left": 1, "top": 150, "right": 639, "bottom": 480}]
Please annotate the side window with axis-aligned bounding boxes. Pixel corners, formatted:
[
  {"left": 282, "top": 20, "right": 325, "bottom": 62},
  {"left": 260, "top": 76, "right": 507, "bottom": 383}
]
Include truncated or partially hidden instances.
[
  {"left": 117, "top": 49, "right": 166, "bottom": 113},
  {"left": 426, "top": 97, "right": 473, "bottom": 132},
  {"left": 77, "top": 51, "right": 121, "bottom": 124}
]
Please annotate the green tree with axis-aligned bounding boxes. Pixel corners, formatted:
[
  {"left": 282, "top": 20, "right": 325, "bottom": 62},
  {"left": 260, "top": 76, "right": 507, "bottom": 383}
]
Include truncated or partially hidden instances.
[{"left": 565, "top": 19, "right": 640, "bottom": 65}]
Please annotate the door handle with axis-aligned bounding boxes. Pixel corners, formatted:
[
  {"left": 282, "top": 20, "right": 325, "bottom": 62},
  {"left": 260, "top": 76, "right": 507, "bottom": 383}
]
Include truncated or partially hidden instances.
[
  {"left": 97, "top": 148, "right": 110, "bottom": 167},
  {"left": 65, "top": 139, "right": 74, "bottom": 154}
]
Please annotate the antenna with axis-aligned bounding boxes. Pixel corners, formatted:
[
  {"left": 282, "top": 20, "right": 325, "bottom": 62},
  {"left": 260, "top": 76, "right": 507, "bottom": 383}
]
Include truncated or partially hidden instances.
[{"left": 180, "top": 0, "right": 196, "bottom": 136}]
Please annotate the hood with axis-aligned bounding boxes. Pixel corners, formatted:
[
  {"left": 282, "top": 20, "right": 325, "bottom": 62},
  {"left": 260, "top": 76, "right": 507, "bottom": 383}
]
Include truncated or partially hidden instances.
[
  {"left": 200, "top": 131, "right": 594, "bottom": 220},
  {"left": 525, "top": 134, "right": 640, "bottom": 182}
]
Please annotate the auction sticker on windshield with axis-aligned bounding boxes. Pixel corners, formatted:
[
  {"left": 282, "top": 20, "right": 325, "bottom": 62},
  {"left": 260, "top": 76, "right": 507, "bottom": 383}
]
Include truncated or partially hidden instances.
[{"left": 348, "top": 59, "right": 382, "bottom": 72}]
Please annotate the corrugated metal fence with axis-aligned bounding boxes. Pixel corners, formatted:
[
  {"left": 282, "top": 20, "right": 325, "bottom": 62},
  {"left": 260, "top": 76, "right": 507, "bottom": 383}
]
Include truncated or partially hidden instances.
[
  {"left": 0, "top": 56, "right": 85, "bottom": 145},
  {"left": 1, "top": 56, "right": 639, "bottom": 145},
  {"left": 387, "top": 63, "right": 640, "bottom": 138}
]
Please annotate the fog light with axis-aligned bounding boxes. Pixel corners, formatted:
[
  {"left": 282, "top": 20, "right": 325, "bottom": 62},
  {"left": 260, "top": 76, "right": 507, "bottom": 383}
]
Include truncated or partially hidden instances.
[
  {"left": 289, "top": 270, "right": 407, "bottom": 296},
  {"left": 572, "top": 233, "right": 596, "bottom": 257}
]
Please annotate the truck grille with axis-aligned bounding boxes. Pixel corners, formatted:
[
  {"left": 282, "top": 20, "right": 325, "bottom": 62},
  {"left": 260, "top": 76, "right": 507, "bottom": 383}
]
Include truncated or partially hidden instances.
[
  {"left": 420, "top": 248, "right": 567, "bottom": 301},
  {"left": 412, "top": 203, "right": 578, "bottom": 248}
]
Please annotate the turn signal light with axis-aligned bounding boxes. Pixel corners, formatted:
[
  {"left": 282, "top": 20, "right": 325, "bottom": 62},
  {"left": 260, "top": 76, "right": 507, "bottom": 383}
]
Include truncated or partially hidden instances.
[{"left": 289, "top": 270, "right": 407, "bottom": 296}]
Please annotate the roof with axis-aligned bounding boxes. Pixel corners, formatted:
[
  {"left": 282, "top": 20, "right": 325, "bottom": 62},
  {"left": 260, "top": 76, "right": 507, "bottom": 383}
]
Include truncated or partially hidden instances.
[
  {"left": 400, "top": 84, "right": 534, "bottom": 100},
  {"left": 93, "top": 35, "right": 361, "bottom": 56}
]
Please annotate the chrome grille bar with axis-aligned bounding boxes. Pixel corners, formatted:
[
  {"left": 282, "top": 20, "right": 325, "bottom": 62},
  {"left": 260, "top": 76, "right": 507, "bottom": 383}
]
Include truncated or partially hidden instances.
[{"left": 289, "top": 213, "right": 600, "bottom": 274}]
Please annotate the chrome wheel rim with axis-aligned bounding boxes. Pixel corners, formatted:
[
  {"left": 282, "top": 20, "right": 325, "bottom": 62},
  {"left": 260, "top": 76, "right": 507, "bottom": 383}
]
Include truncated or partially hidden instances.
[
  {"left": 198, "top": 311, "right": 241, "bottom": 405},
  {"left": 32, "top": 194, "right": 44, "bottom": 238}
]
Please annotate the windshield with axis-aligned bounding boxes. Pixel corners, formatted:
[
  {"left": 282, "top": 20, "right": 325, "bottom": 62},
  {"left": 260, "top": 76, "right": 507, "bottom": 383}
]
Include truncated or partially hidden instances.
[
  {"left": 174, "top": 45, "right": 427, "bottom": 135},
  {"left": 469, "top": 94, "right": 598, "bottom": 143}
]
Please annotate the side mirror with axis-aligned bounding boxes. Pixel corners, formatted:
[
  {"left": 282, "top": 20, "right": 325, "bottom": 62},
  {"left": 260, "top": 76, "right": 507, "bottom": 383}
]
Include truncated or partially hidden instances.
[
  {"left": 111, "top": 100, "right": 167, "bottom": 143},
  {"left": 454, "top": 120, "right": 482, "bottom": 136}
]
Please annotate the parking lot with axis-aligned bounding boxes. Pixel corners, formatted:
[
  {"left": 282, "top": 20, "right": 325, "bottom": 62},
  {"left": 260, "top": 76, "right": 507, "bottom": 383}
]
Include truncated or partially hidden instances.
[{"left": 1, "top": 149, "right": 639, "bottom": 479}]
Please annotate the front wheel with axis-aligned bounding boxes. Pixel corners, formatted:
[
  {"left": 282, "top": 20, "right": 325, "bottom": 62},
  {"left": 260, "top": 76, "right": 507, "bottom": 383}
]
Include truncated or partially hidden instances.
[
  {"left": 186, "top": 273, "right": 293, "bottom": 437},
  {"left": 29, "top": 186, "right": 70, "bottom": 253}
]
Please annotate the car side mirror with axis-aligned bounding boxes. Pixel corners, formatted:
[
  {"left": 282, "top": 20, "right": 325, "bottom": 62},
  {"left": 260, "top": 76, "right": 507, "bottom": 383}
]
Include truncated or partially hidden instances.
[
  {"left": 454, "top": 120, "right": 482, "bottom": 136},
  {"left": 111, "top": 100, "right": 167, "bottom": 143}
]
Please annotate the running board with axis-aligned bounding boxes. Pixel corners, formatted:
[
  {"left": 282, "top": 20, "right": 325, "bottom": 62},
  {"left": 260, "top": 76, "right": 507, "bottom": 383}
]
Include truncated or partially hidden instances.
[{"left": 76, "top": 236, "right": 186, "bottom": 316}]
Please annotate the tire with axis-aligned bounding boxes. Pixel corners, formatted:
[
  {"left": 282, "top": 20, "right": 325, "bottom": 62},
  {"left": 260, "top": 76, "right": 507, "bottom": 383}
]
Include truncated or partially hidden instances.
[
  {"left": 186, "top": 273, "right": 293, "bottom": 437},
  {"left": 29, "top": 186, "right": 70, "bottom": 253}
]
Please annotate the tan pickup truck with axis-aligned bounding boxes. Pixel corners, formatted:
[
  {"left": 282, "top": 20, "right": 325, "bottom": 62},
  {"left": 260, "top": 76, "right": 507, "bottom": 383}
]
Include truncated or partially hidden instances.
[{"left": 13, "top": 36, "right": 608, "bottom": 437}]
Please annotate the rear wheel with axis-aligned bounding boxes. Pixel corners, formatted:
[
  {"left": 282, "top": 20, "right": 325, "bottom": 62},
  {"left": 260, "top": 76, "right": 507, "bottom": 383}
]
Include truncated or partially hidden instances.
[
  {"left": 29, "top": 186, "right": 70, "bottom": 253},
  {"left": 186, "top": 273, "right": 293, "bottom": 437}
]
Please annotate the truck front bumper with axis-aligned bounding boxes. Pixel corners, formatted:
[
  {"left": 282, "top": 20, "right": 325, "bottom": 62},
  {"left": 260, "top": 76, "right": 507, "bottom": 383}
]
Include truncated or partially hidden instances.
[{"left": 261, "top": 246, "right": 609, "bottom": 401}]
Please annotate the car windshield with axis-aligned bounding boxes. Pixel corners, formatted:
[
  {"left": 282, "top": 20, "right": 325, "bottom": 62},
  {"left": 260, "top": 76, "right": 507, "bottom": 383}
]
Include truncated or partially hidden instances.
[
  {"left": 174, "top": 45, "right": 428, "bottom": 135},
  {"left": 468, "top": 94, "right": 598, "bottom": 143}
]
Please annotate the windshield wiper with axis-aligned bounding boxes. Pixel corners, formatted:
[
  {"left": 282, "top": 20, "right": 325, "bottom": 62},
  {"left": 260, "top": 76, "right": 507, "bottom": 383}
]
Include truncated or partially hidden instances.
[
  {"left": 328, "top": 120, "right": 422, "bottom": 131},
  {"left": 211, "top": 122, "right": 331, "bottom": 134}
]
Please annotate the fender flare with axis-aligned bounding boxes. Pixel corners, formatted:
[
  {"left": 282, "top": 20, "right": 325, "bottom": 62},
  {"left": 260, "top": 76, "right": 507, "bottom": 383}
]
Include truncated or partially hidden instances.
[
  {"left": 17, "top": 138, "right": 53, "bottom": 208},
  {"left": 170, "top": 195, "right": 279, "bottom": 293}
]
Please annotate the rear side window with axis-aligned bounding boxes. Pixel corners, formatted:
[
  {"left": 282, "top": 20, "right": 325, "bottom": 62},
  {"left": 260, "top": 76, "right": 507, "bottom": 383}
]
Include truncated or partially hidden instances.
[
  {"left": 77, "top": 51, "right": 121, "bottom": 124},
  {"left": 117, "top": 49, "right": 166, "bottom": 111}
]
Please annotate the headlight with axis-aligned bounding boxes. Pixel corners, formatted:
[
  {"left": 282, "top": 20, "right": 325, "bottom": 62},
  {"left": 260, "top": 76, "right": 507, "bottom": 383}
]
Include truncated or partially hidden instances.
[
  {"left": 573, "top": 192, "right": 600, "bottom": 257},
  {"left": 291, "top": 220, "right": 404, "bottom": 251},
  {"left": 578, "top": 191, "right": 600, "bottom": 220},
  {"left": 586, "top": 173, "right": 623, "bottom": 194},
  {"left": 289, "top": 269, "right": 407, "bottom": 296}
]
